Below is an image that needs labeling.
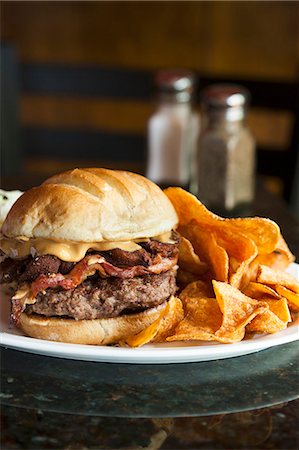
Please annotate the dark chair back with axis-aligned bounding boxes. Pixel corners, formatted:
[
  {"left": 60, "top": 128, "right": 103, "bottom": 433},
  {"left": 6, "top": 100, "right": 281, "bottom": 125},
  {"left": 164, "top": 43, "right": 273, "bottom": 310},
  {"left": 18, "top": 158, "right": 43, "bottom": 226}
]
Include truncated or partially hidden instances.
[{"left": 1, "top": 44, "right": 21, "bottom": 178}]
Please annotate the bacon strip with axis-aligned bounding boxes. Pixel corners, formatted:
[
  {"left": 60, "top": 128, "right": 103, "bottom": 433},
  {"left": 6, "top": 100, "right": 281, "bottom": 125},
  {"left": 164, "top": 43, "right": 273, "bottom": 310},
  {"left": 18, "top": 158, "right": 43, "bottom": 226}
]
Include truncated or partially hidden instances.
[
  {"left": 31, "top": 273, "right": 75, "bottom": 296},
  {"left": 11, "top": 284, "right": 36, "bottom": 323},
  {"left": 31, "top": 254, "right": 177, "bottom": 297}
]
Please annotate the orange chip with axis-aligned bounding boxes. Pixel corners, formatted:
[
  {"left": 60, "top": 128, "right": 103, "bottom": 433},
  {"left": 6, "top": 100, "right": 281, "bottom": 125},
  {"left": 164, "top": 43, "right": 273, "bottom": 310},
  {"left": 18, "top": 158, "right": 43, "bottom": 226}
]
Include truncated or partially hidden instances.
[
  {"left": 215, "top": 327, "right": 246, "bottom": 343},
  {"left": 212, "top": 281, "right": 268, "bottom": 342},
  {"left": 214, "top": 228, "right": 258, "bottom": 289},
  {"left": 266, "top": 297, "right": 291, "bottom": 322},
  {"left": 179, "top": 280, "right": 214, "bottom": 307},
  {"left": 180, "top": 221, "right": 229, "bottom": 282},
  {"left": 177, "top": 269, "right": 202, "bottom": 288},
  {"left": 215, "top": 228, "right": 257, "bottom": 263},
  {"left": 161, "top": 187, "right": 295, "bottom": 345},
  {"left": 178, "top": 237, "right": 208, "bottom": 275},
  {"left": 243, "top": 282, "right": 281, "bottom": 299},
  {"left": 241, "top": 258, "right": 260, "bottom": 288},
  {"left": 226, "top": 217, "right": 280, "bottom": 255},
  {"left": 257, "top": 265, "right": 299, "bottom": 294},
  {"left": 256, "top": 252, "right": 291, "bottom": 271},
  {"left": 164, "top": 187, "right": 219, "bottom": 228},
  {"left": 276, "top": 285, "right": 299, "bottom": 311},
  {"left": 203, "top": 232, "right": 229, "bottom": 283},
  {"left": 167, "top": 298, "right": 222, "bottom": 342},
  {"left": 247, "top": 298, "right": 291, "bottom": 334},
  {"left": 256, "top": 234, "right": 295, "bottom": 271},
  {"left": 229, "top": 257, "right": 240, "bottom": 276},
  {"left": 164, "top": 187, "right": 280, "bottom": 254},
  {"left": 229, "top": 253, "right": 257, "bottom": 290},
  {"left": 125, "top": 296, "right": 184, "bottom": 347},
  {"left": 247, "top": 310, "right": 286, "bottom": 334},
  {"left": 171, "top": 281, "right": 270, "bottom": 344},
  {"left": 275, "top": 234, "right": 295, "bottom": 265}
]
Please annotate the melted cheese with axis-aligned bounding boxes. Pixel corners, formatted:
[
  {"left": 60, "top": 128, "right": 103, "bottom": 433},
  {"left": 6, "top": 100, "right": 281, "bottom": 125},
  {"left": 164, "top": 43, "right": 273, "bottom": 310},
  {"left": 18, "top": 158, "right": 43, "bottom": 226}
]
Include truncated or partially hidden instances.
[{"left": 0, "top": 231, "right": 173, "bottom": 262}]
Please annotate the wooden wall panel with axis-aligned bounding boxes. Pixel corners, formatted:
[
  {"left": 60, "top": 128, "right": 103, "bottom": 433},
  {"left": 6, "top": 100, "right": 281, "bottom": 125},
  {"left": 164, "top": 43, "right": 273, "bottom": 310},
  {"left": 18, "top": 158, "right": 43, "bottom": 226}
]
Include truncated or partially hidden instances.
[
  {"left": 20, "top": 95, "right": 151, "bottom": 133},
  {"left": 1, "top": 2, "right": 298, "bottom": 80},
  {"left": 20, "top": 94, "right": 293, "bottom": 150}
]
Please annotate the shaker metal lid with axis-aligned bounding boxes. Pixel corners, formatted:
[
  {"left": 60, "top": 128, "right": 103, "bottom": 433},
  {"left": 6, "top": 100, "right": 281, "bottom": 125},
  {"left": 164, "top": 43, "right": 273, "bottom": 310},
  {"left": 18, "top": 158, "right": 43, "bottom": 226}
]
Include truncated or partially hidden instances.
[
  {"left": 155, "top": 69, "right": 196, "bottom": 99},
  {"left": 201, "top": 84, "right": 250, "bottom": 109}
]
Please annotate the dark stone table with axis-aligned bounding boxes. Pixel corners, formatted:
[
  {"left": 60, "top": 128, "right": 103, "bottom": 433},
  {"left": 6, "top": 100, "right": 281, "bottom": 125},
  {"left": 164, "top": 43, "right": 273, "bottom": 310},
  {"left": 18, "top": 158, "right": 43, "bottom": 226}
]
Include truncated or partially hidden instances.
[{"left": 1, "top": 182, "right": 298, "bottom": 449}]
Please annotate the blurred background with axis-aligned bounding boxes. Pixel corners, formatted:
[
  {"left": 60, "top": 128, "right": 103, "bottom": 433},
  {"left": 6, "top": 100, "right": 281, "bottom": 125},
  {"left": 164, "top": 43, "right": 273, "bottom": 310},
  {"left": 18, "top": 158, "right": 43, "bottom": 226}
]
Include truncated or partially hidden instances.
[{"left": 1, "top": 1, "right": 298, "bottom": 213}]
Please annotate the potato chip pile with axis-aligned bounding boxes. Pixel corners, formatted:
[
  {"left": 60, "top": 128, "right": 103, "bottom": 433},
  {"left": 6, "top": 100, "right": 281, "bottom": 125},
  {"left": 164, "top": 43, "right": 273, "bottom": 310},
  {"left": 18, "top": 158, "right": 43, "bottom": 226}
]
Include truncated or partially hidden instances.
[{"left": 124, "top": 188, "right": 298, "bottom": 347}]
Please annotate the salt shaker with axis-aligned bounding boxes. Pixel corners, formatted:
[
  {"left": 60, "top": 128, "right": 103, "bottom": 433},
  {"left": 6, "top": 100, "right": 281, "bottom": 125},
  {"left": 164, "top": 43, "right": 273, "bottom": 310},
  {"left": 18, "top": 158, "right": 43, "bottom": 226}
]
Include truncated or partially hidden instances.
[
  {"left": 146, "top": 70, "right": 200, "bottom": 189},
  {"left": 193, "top": 84, "right": 256, "bottom": 216}
]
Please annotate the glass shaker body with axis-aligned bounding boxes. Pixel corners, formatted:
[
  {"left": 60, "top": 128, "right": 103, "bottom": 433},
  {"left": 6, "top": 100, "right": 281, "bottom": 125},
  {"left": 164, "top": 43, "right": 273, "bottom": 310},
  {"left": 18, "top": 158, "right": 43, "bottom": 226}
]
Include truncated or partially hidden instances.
[
  {"left": 194, "top": 86, "right": 256, "bottom": 216},
  {"left": 147, "top": 102, "right": 199, "bottom": 188},
  {"left": 146, "top": 70, "right": 200, "bottom": 189}
]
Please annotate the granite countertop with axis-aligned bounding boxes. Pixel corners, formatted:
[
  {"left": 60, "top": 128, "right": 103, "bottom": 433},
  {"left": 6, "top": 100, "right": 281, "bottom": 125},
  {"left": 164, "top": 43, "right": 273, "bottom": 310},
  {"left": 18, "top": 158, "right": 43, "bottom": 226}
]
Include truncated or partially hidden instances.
[{"left": 1, "top": 340, "right": 298, "bottom": 449}]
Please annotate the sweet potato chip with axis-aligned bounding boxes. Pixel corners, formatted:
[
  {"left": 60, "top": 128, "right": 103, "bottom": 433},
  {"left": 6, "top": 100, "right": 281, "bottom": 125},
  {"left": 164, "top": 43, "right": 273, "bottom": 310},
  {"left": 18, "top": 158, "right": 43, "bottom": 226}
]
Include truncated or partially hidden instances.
[
  {"left": 177, "top": 269, "right": 201, "bottom": 288},
  {"left": 276, "top": 285, "right": 299, "bottom": 311},
  {"left": 166, "top": 319, "right": 217, "bottom": 342},
  {"left": 125, "top": 296, "right": 184, "bottom": 347},
  {"left": 212, "top": 281, "right": 268, "bottom": 342},
  {"left": 164, "top": 188, "right": 280, "bottom": 254},
  {"left": 256, "top": 235, "right": 295, "bottom": 271},
  {"left": 275, "top": 234, "right": 296, "bottom": 265},
  {"left": 179, "top": 280, "right": 214, "bottom": 307},
  {"left": 215, "top": 328, "right": 246, "bottom": 343},
  {"left": 230, "top": 253, "right": 257, "bottom": 290},
  {"left": 164, "top": 187, "right": 219, "bottom": 228},
  {"left": 247, "top": 310, "right": 286, "bottom": 334},
  {"left": 180, "top": 221, "right": 229, "bottom": 282},
  {"left": 247, "top": 298, "right": 290, "bottom": 334},
  {"left": 243, "top": 282, "right": 281, "bottom": 299},
  {"left": 168, "top": 296, "right": 245, "bottom": 344},
  {"left": 241, "top": 258, "right": 260, "bottom": 288},
  {"left": 256, "top": 252, "right": 290, "bottom": 271},
  {"left": 257, "top": 265, "right": 299, "bottom": 294},
  {"left": 229, "top": 257, "right": 240, "bottom": 276},
  {"left": 178, "top": 237, "right": 208, "bottom": 275},
  {"left": 226, "top": 217, "right": 280, "bottom": 255},
  {"left": 159, "top": 188, "right": 296, "bottom": 345},
  {"left": 215, "top": 228, "right": 257, "bottom": 263},
  {"left": 266, "top": 297, "right": 291, "bottom": 322},
  {"left": 214, "top": 228, "right": 258, "bottom": 289},
  {"left": 167, "top": 298, "right": 222, "bottom": 342}
]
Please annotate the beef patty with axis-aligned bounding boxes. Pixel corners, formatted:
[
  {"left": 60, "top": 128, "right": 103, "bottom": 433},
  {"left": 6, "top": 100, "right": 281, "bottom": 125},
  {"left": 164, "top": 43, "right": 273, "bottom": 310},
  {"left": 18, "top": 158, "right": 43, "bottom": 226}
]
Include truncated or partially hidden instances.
[{"left": 25, "top": 269, "right": 177, "bottom": 320}]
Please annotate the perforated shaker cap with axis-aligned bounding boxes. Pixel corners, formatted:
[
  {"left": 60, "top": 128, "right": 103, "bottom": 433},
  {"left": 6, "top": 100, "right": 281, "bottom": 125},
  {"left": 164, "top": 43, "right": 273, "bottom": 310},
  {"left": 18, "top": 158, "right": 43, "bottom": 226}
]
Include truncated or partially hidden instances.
[
  {"left": 201, "top": 84, "right": 250, "bottom": 120},
  {"left": 155, "top": 69, "right": 196, "bottom": 102}
]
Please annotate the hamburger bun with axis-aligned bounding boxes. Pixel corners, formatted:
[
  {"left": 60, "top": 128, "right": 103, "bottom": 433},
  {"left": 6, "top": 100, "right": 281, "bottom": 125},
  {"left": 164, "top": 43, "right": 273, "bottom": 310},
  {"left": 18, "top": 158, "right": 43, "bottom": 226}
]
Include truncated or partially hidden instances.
[
  {"left": 2, "top": 168, "right": 178, "bottom": 242},
  {"left": 19, "top": 302, "right": 166, "bottom": 345}
]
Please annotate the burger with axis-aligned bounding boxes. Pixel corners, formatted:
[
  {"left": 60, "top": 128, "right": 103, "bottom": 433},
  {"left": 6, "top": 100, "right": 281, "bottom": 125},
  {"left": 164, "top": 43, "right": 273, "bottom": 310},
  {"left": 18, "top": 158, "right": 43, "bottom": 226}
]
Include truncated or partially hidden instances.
[{"left": 0, "top": 168, "right": 179, "bottom": 345}]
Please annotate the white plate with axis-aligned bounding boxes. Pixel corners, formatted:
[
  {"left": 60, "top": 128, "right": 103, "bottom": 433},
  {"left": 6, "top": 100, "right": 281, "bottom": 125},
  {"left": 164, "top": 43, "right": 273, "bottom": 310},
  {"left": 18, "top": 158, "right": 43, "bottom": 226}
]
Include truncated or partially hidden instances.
[{"left": 1, "top": 264, "right": 298, "bottom": 364}]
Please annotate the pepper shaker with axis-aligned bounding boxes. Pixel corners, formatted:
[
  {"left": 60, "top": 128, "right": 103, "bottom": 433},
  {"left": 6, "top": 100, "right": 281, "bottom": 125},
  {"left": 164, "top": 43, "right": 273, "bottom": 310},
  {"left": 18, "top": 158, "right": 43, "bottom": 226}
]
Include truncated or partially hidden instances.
[{"left": 193, "top": 84, "right": 256, "bottom": 216}]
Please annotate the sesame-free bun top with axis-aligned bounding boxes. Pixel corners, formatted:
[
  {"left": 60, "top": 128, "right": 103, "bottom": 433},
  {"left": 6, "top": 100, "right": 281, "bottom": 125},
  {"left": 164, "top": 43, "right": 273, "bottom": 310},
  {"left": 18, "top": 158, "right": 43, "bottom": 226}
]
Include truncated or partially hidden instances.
[{"left": 2, "top": 168, "right": 178, "bottom": 242}]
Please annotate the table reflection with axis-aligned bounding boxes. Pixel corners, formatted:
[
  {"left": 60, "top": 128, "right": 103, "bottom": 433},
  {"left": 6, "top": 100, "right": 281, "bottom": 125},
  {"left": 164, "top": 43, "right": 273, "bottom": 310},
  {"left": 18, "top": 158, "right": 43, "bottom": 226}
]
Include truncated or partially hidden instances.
[{"left": 2, "top": 400, "right": 298, "bottom": 449}]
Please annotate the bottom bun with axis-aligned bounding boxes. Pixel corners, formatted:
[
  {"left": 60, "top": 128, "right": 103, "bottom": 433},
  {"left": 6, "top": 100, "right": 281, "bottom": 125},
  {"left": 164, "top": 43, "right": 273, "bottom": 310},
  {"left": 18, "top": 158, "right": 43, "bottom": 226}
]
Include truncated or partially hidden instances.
[{"left": 19, "top": 302, "right": 168, "bottom": 345}]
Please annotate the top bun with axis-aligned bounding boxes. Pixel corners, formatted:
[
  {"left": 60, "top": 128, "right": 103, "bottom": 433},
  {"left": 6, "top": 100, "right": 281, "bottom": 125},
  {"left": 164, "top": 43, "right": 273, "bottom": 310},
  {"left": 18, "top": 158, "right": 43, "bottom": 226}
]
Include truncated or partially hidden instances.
[{"left": 2, "top": 168, "right": 178, "bottom": 242}]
